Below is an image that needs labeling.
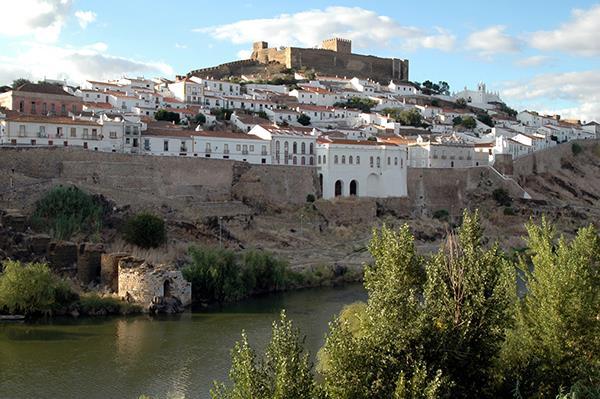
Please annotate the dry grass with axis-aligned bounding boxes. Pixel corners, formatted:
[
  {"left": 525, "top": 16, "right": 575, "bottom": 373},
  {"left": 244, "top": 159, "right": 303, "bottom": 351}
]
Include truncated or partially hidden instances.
[{"left": 105, "top": 238, "right": 189, "bottom": 264}]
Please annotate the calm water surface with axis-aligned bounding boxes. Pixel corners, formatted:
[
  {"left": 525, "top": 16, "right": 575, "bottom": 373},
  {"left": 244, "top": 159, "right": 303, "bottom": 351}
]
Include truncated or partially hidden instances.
[{"left": 0, "top": 284, "right": 366, "bottom": 399}]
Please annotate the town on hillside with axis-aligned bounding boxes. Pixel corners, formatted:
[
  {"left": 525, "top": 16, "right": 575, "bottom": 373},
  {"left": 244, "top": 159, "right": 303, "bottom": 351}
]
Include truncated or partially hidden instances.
[{"left": 0, "top": 38, "right": 598, "bottom": 200}]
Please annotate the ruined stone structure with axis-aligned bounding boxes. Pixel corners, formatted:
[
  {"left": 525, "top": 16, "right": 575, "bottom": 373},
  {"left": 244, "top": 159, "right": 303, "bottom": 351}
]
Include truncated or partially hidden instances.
[
  {"left": 101, "top": 252, "right": 129, "bottom": 292},
  {"left": 117, "top": 257, "right": 192, "bottom": 311},
  {"left": 250, "top": 38, "right": 409, "bottom": 83}
]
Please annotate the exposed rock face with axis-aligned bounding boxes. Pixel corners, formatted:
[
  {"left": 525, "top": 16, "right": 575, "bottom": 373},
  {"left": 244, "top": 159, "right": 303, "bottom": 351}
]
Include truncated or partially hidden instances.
[{"left": 117, "top": 257, "right": 192, "bottom": 313}]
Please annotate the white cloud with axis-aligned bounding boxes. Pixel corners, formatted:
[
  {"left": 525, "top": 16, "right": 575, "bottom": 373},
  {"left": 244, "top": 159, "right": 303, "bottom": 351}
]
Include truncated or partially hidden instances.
[
  {"left": 196, "top": 6, "right": 455, "bottom": 52},
  {"left": 175, "top": 43, "right": 188, "bottom": 49},
  {"left": 501, "top": 70, "right": 600, "bottom": 122},
  {"left": 530, "top": 4, "right": 600, "bottom": 56},
  {"left": 0, "top": 42, "right": 174, "bottom": 86},
  {"left": 236, "top": 49, "right": 252, "bottom": 60},
  {"left": 466, "top": 25, "right": 520, "bottom": 58},
  {"left": 74, "top": 10, "right": 96, "bottom": 29},
  {"left": 515, "top": 55, "right": 553, "bottom": 67},
  {"left": 0, "top": 0, "right": 72, "bottom": 42}
]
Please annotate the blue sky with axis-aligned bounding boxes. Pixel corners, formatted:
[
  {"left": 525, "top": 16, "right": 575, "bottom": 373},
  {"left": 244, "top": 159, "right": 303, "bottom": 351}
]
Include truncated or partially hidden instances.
[{"left": 1, "top": 0, "right": 600, "bottom": 121}]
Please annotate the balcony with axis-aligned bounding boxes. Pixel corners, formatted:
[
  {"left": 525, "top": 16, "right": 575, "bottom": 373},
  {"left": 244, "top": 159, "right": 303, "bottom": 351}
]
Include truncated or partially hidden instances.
[{"left": 37, "top": 132, "right": 48, "bottom": 138}]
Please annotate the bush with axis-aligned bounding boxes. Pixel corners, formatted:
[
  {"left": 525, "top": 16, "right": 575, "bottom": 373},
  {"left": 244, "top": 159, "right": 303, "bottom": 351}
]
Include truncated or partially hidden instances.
[
  {"left": 503, "top": 207, "right": 516, "bottom": 216},
  {"left": 572, "top": 143, "right": 583, "bottom": 156},
  {"left": 432, "top": 209, "right": 449, "bottom": 221},
  {"left": 122, "top": 212, "right": 166, "bottom": 249},
  {"left": 182, "top": 246, "right": 290, "bottom": 304},
  {"left": 297, "top": 114, "right": 311, "bottom": 126},
  {"left": 32, "top": 186, "right": 104, "bottom": 240},
  {"left": 0, "top": 261, "right": 78, "bottom": 316},
  {"left": 493, "top": 188, "right": 512, "bottom": 206},
  {"left": 155, "top": 109, "right": 180, "bottom": 124},
  {"left": 192, "top": 113, "right": 206, "bottom": 125},
  {"left": 78, "top": 293, "right": 140, "bottom": 316},
  {"left": 306, "top": 194, "right": 316, "bottom": 203}
]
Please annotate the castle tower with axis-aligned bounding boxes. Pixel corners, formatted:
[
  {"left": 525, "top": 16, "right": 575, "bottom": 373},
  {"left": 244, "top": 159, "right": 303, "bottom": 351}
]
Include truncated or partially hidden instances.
[{"left": 322, "top": 38, "right": 352, "bottom": 54}]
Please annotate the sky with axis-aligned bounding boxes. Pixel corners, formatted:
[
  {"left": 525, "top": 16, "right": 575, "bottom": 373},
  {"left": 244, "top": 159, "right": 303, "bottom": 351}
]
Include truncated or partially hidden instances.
[{"left": 1, "top": 0, "right": 600, "bottom": 122}]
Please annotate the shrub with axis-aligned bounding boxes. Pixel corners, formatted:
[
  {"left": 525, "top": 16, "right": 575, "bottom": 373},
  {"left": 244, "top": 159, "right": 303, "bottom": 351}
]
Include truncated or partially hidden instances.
[
  {"left": 572, "top": 142, "right": 583, "bottom": 156},
  {"left": 32, "top": 185, "right": 104, "bottom": 240},
  {"left": 122, "top": 212, "right": 166, "bottom": 249},
  {"left": 492, "top": 188, "right": 512, "bottom": 206},
  {"left": 0, "top": 261, "right": 78, "bottom": 315},
  {"left": 192, "top": 113, "right": 206, "bottom": 125},
  {"left": 155, "top": 109, "right": 180, "bottom": 124},
  {"left": 306, "top": 194, "right": 316, "bottom": 203},
  {"left": 182, "top": 246, "right": 290, "bottom": 303},
  {"left": 432, "top": 209, "right": 449, "bottom": 220},
  {"left": 297, "top": 114, "right": 311, "bottom": 126},
  {"left": 503, "top": 207, "right": 516, "bottom": 216},
  {"left": 79, "top": 293, "right": 140, "bottom": 316}
]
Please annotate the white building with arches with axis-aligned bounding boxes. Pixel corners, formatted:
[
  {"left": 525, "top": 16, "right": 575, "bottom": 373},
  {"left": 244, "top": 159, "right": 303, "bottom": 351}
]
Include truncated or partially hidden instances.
[
  {"left": 316, "top": 137, "right": 407, "bottom": 199},
  {"left": 248, "top": 124, "right": 318, "bottom": 166}
]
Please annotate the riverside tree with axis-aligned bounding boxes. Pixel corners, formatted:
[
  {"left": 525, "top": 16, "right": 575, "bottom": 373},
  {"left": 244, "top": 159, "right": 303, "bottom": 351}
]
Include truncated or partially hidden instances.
[
  {"left": 501, "top": 219, "right": 600, "bottom": 397},
  {"left": 318, "top": 210, "right": 515, "bottom": 398},
  {"left": 211, "top": 311, "right": 318, "bottom": 399}
]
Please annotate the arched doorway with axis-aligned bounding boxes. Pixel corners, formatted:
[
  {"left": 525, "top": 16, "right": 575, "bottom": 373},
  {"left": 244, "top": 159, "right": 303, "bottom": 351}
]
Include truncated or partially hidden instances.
[
  {"left": 334, "top": 180, "right": 343, "bottom": 197},
  {"left": 350, "top": 180, "right": 358, "bottom": 196},
  {"left": 319, "top": 173, "right": 323, "bottom": 197},
  {"left": 163, "top": 280, "right": 173, "bottom": 298}
]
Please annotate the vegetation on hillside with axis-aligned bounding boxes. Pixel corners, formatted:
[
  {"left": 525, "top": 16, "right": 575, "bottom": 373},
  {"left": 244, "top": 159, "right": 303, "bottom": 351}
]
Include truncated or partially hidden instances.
[
  {"left": 334, "top": 98, "right": 378, "bottom": 113},
  {"left": 383, "top": 108, "right": 423, "bottom": 127},
  {"left": 419, "top": 80, "right": 450, "bottom": 96},
  {"left": 155, "top": 109, "right": 181, "bottom": 124},
  {"left": 31, "top": 186, "right": 105, "bottom": 240},
  {"left": 122, "top": 212, "right": 166, "bottom": 249},
  {"left": 297, "top": 113, "right": 311, "bottom": 126},
  {"left": 215, "top": 211, "right": 600, "bottom": 398}
]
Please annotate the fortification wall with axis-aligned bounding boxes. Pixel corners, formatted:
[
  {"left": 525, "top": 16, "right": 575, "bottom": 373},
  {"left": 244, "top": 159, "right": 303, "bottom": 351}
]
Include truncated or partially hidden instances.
[{"left": 0, "top": 147, "right": 319, "bottom": 218}]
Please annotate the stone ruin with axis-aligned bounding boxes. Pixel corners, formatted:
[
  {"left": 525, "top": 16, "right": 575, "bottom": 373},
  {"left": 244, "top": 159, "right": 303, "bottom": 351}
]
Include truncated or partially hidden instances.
[{"left": 117, "top": 257, "right": 192, "bottom": 314}]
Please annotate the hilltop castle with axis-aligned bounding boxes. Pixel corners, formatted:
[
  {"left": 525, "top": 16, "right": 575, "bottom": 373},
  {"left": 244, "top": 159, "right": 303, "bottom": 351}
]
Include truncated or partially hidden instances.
[{"left": 250, "top": 38, "right": 409, "bottom": 83}]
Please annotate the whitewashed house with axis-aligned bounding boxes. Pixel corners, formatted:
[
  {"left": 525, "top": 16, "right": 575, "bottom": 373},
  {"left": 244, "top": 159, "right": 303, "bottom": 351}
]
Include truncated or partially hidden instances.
[
  {"left": 408, "top": 135, "right": 478, "bottom": 168},
  {"left": 249, "top": 124, "right": 318, "bottom": 166},
  {"left": 189, "top": 77, "right": 241, "bottom": 97},
  {"left": 388, "top": 81, "right": 420, "bottom": 95},
  {"left": 192, "top": 130, "right": 270, "bottom": 164},
  {"left": 316, "top": 137, "right": 407, "bottom": 199},
  {"left": 167, "top": 78, "right": 204, "bottom": 104}
]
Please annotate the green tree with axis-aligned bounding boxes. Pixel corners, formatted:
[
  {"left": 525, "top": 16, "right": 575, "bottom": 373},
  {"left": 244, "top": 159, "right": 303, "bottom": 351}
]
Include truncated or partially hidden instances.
[
  {"left": 297, "top": 113, "right": 311, "bottom": 126},
  {"left": 461, "top": 116, "right": 477, "bottom": 129},
  {"left": 501, "top": 219, "right": 600, "bottom": 398},
  {"left": 477, "top": 113, "right": 494, "bottom": 127},
  {"left": 12, "top": 78, "right": 32, "bottom": 88},
  {"left": 257, "top": 110, "right": 268, "bottom": 120},
  {"left": 155, "top": 109, "right": 180, "bottom": 124},
  {"left": 456, "top": 98, "right": 468, "bottom": 108},
  {"left": 193, "top": 113, "right": 207, "bottom": 125},
  {"left": 320, "top": 211, "right": 515, "bottom": 398},
  {"left": 122, "top": 212, "right": 166, "bottom": 249},
  {"left": 0, "top": 261, "right": 77, "bottom": 316},
  {"left": 211, "top": 311, "right": 317, "bottom": 399},
  {"left": 452, "top": 116, "right": 463, "bottom": 126}
]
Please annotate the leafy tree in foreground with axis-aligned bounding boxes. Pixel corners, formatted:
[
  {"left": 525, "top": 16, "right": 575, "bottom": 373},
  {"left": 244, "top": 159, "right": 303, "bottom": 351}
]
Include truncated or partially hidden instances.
[
  {"left": 297, "top": 113, "right": 311, "bottom": 126},
  {"left": 211, "top": 311, "right": 318, "bottom": 399},
  {"left": 319, "top": 211, "right": 515, "bottom": 398},
  {"left": 501, "top": 219, "right": 600, "bottom": 398}
]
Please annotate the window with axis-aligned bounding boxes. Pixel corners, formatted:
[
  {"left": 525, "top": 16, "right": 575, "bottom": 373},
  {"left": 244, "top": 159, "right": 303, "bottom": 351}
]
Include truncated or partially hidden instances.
[
  {"left": 224, "top": 143, "right": 229, "bottom": 154},
  {"left": 125, "top": 138, "right": 130, "bottom": 144},
  {"left": 394, "top": 157, "right": 398, "bottom": 165},
  {"left": 261, "top": 145, "right": 267, "bottom": 155},
  {"left": 91, "top": 129, "right": 98, "bottom": 139},
  {"left": 301, "top": 142, "right": 306, "bottom": 154},
  {"left": 144, "top": 139, "right": 150, "bottom": 151},
  {"left": 109, "top": 131, "right": 117, "bottom": 139},
  {"left": 42, "top": 103, "right": 47, "bottom": 114},
  {"left": 293, "top": 156, "right": 297, "bottom": 165},
  {"left": 301, "top": 156, "right": 306, "bottom": 165},
  {"left": 349, "top": 156, "right": 353, "bottom": 164},
  {"left": 61, "top": 104, "right": 66, "bottom": 115},
  {"left": 70, "top": 127, "right": 76, "bottom": 138},
  {"left": 309, "top": 157, "right": 314, "bottom": 165},
  {"left": 341, "top": 155, "right": 346, "bottom": 164},
  {"left": 31, "top": 102, "right": 36, "bottom": 114},
  {"left": 236, "top": 144, "right": 241, "bottom": 151},
  {"left": 181, "top": 141, "right": 187, "bottom": 152},
  {"left": 356, "top": 156, "right": 360, "bottom": 164},
  {"left": 309, "top": 143, "right": 314, "bottom": 154},
  {"left": 205, "top": 143, "right": 211, "bottom": 153},
  {"left": 50, "top": 103, "right": 56, "bottom": 114},
  {"left": 56, "top": 127, "right": 63, "bottom": 137},
  {"left": 164, "top": 140, "right": 169, "bottom": 151},
  {"left": 242, "top": 144, "right": 248, "bottom": 155},
  {"left": 318, "top": 155, "right": 322, "bottom": 164},
  {"left": 387, "top": 157, "right": 391, "bottom": 165},
  {"left": 323, "top": 155, "right": 326, "bottom": 164},
  {"left": 275, "top": 141, "right": 280, "bottom": 153},
  {"left": 83, "top": 128, "right": 89, "bottom": 138},
  {"left": 19, "top": 101, "right": 24, "bottom": 112},
  {"left": 249, "top": 145, "right": 254, "bottom": 152},
  {"left": 376, "top": 157, "right": 381, "bottom": 167},
  {"left": 72, "top": 104, "right": 77, "bottom": 114},
  {"left": 125, "top": 126, "right": 131, "bottom": 135},
  {"left": 293, "top": 142, "right": 297, "bottom": 154},
  {"left": 370, "top": 156, "right": 374, "bottom": 167},
  {"left": 39, "top": 126, "right": 46, "bottom": 137},
  {"left": 401, "top": 158, "right": 404, "bottom": 168},
  {"left": 334, "top": 155, "right": 339, "bottom": 164}
]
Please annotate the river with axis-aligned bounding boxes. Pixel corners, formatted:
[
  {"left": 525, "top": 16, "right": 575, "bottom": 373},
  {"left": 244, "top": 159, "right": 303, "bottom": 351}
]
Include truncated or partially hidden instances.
[{"left": 0, "top": 284, "right": 366, "bottom": 399}]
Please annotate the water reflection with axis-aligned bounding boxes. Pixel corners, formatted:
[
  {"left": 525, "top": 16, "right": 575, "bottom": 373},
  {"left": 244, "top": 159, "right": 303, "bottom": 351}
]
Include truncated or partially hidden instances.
[{"left": 0, "top": 285, "right": 367, "bottom": 399}]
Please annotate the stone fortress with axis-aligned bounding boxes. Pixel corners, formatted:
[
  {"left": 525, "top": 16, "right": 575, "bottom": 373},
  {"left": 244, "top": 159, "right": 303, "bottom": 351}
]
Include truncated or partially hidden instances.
[{"left": 250, "top": 38, "right": 409, "bottom": 83}]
